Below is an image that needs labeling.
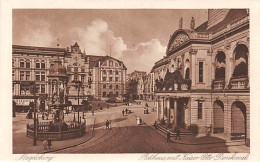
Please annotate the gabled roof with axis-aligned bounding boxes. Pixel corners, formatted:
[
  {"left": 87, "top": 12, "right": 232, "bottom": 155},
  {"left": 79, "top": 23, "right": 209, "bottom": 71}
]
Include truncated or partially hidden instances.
[
  {"left": 85, "top": 55, "right": 104, "bottom": 69},
  {"left": 72, "top": 42, "right": 79, "bottom": 47}
]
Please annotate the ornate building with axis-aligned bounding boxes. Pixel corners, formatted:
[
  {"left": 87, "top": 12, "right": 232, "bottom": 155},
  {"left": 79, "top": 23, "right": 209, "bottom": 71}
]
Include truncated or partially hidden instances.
[
  {"left": 12, "top": 42, "right": 127, "bottom": 110},
  {"left": 152, "top": 9, "right": 250, "bottom": 146}
]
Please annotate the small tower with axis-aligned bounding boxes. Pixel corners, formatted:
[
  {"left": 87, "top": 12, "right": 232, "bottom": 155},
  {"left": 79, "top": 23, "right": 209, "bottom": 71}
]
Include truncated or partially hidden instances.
[{"left": 179, "top": 17, "right": 183, "bottom": 29}]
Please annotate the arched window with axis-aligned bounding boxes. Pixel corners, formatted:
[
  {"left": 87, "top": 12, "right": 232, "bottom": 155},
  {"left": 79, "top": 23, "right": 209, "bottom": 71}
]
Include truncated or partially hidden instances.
[
  {"left": 20, "top": 59, "right": 24, "bottom": 68},
  {"left": 109, "top": 61, "right": 113, "bottom": 67},
  {"left": 232, "top": 44, "right": 248, "bottom": 78},
  {"left": 185, "top": 59, "right": 190, "bottom": 79},
  {"left": 25, "top": 59, "right": 30, "bottom": 68},
  {"left": 215, "top": 52, "right": 226, "bottom": 80}
]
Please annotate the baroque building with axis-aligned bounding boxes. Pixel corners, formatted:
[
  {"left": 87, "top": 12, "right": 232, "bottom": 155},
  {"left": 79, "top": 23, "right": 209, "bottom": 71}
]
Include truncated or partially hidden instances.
[
  {"left": 12, "top": 42, "right": 127, "bottom": 111},
  {"left": 152, "top": 9, "right": 250, "bottom": 146}
]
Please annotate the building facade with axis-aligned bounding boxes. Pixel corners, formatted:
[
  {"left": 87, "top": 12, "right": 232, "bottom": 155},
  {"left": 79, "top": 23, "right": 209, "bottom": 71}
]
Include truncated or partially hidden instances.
[
  {"left": 13, "top": 42, "right": 127, "bottom": 110},
  {"left": 152, "top": 9, "right": 250, "bottom": 146}
]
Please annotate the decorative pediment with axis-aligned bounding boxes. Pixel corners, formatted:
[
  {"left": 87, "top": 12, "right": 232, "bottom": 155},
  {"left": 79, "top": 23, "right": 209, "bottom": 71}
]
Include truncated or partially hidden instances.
[{"left": 168, "top": 33, "right": 189, "bottom": 52}]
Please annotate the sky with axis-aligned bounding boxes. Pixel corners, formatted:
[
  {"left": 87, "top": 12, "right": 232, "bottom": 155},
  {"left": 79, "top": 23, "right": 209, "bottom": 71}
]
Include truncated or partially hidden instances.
[{"left": 13, "top": 9, "right": 208, "bottom": 73}]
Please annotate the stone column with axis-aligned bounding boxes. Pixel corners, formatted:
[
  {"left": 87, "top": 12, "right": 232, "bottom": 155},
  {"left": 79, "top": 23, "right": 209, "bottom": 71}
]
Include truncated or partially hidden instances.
[
  {"left": 247, "top": 52, "right": 250, "bottom": 88},
  {"left": 156, "top": 98, "right": 159, "bottom": 120},
  {"left": 174, "top": 98, "right": 178, "bottom": 126},
  {"left": 160, "top": 97, "right": 164, "bottom": 119},
  {"left": 166, "top": 98, "right": 170, "bottom": 125},
  {"left": 190, "top": 49, "right": 197, "bottom": 88}
]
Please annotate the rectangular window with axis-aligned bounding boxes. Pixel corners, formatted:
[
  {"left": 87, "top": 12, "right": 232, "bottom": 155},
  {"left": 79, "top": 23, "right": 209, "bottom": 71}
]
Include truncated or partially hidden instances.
[
  {"left": 36, "top": 62, "right": 40, "bottom": 68},
  {"left": 103, "top": 92, "right": 106, "bottom": 97},
  {"left": 103, "top": 84, "right": 106, "bottom": 89},
  {"left": 12, "top": 71, "right": 14, "bottom": 80},
  {"left": 26, "top": 62, "right": 30, "bottom": 68},
  {"left": 41, "top": 62, "right": 45, "bottom": 69},
  {"left": 35, "top": 84, "right": 40, "bottom": 94},
  {"left": 74, "top": 74, "right": 78, "bottom": 81},
  {"left": 109, "top": 77, "right": 113, "bottom": 81},
  {"left": 115, "top": 77, "right": 119, "bottom": 82},
  {"left": 41, "top": 72, "right": 45, "bottom": 81},
  {"left": 81, "top": 75, "right": 85, "bottom": 83},
  {"left": 26, "top": 71, "right": 30, "bottom": 81},
  {"left": 116, "top": 85, "right": 119, "bottom": 89},
  {"left": 74, "top": 67, "right": 78, "bottom": 72},
  {"left": 41, "top": 85, "right": 45, "bottom": 93},
  {"left": 116, "top": 92, "right": 119, "bottom": 97},
  {"left": 198, "top": 102, "right": 203, "bottom": 119},
  {"left": 103, "top": 77, "right": 106, "bottom": 81},
  {"left": 67, "top": 67, "right": 71, "bottom": 72},
  {"left": 81, "top": 67, "right": 85, "bottom": 72},
  {"left": 199, "top": 62, "right": 203, "bottom": 82},
  {"left": 20, "top": 71, "right": 24, "bottom": 80},
  {"left": 36, "top": 72, "right": 40, "bottom": 81}
]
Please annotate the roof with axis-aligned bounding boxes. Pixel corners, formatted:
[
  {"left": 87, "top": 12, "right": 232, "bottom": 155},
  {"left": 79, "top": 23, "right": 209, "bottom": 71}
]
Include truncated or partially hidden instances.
[
  {"left": 72, "top": 42, "right": 79, "bottom": 47},
  {"left": 93, "top": 55, "right": 127, "bottom": 69},
  {"left": 85, "top": 55, "right": 104, "bottom": 68},
  {"left": 195, "top": 9, "right": 248, "bottom": 33},
  {"left": 12, "top": 45, "right": 66, "bottom": 56},
  {"left": 195, "top": 21, "right": 208, "bottom": 32}
]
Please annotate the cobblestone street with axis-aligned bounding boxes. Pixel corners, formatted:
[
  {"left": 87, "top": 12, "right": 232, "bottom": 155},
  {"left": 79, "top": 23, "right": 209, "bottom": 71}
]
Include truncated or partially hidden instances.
[{"left": 13, "top": 101, "right": 249, "bottom": 153}]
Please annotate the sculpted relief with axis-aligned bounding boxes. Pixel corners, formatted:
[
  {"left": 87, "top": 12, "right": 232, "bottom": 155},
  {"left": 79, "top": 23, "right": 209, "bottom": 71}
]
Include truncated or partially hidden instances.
[{"left": 168, "top": 33, "right": 189, "bottom": 52}]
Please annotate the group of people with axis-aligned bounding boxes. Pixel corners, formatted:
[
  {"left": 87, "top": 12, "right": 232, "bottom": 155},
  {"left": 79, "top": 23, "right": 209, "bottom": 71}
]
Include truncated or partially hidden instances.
[
  {"left": 166, "top": 127, "right": 181, "bottom": 143},
  {"left": 42, "top": 138, "right": 52, "bottom": 150},
  {"left": 122, "top": 108, "right": 131, "bottom": 116},
  {"left": 41, "top": 112, "right": 49, "bottom": 120}
]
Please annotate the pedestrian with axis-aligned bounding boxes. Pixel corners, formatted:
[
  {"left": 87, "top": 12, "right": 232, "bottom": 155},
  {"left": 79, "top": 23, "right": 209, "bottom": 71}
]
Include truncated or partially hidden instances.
[
  {"left": 43, "top": 140, "right": 48, "bottom": 150},
  {"left": 122, "top": 109, "right": 125, "bottom": 116},
  {"left": 167, "top": 130, "right": 171, "bottom": 143},
  {"left": 47, "top": 138, "right": 52, "bottom": 149},
  {"left": 42, "top": 113, "right": 44, "bottom": 120},
  {"left": 92, "top": 110, "right": 94, "bottom": 116},
  {"left": 154, "top": 120, "right": 158, "bottom": 130},
  {"left": 175, "top": 127, "right": 181, "bottom": 140},
  {"left": 105, "top": 120, "right": 109, "bottom": 130},
  {"left": 125, "top": 108, "right": 128, "bottom": 114}
]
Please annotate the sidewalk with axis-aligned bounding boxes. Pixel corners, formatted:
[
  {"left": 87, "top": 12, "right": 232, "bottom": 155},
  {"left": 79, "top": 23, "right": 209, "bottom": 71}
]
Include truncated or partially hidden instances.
[
  {"left": 132, "top": 105, "right": 249, "bottom": 153},
  {"left": 13, "top": 117, "right": 95, "bottom": 154}
]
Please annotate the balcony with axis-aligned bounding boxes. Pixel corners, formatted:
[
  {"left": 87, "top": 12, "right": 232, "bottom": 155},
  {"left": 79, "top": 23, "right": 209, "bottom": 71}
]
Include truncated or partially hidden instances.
[
  {"left": 155, "top": 79, "right": 191, "bottom": 92},
  {"left": 228, "top": 77, "right": 249, "bottom": 90},
  {"left": 212, "top": 79, "right": 225, "bottom": 90}
]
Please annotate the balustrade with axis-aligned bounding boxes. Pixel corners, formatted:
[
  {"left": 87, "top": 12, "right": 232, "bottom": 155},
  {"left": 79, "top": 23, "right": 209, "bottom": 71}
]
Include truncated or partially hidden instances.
[{"left": 229, "top": 77, "right": 249, "bottom": 89}]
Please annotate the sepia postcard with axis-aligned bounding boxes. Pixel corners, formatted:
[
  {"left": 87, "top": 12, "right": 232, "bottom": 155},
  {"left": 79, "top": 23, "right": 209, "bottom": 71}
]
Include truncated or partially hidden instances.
[{"left": 1, "top": 0, "right": 260, "bottom": 161}]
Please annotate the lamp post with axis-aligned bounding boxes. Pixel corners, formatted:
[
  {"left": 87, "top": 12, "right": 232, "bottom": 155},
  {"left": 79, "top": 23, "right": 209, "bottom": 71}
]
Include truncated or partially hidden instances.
[
  {"left": 30, "top": 81, "right": 37, "bottom": 146},
  {"left": 73, "top": 79, "right": 82, "bottom": 123}
]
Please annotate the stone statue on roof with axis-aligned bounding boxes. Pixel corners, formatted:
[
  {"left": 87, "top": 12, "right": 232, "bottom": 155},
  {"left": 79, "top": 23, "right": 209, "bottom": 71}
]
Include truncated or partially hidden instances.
[
  {"left": 190, "top": 17, "right": 195, "bottom": 30},
  {"left": 179, "top": 17, "right": 183, "bottom": 29}
]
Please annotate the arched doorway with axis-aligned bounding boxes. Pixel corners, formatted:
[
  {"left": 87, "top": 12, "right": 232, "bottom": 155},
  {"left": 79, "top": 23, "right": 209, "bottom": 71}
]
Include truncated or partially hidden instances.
[
  {"left": 232, "top": 44, "right": 248, "bottom": 78},
  {"left": 215, "top": 51, "right": 226, "bottom": 80},
  {"left": 213, "top": 100, "right": 224, "bottom": 133},
  {"left": 231, "top": 101, "right": 246, "bottom": 140}
]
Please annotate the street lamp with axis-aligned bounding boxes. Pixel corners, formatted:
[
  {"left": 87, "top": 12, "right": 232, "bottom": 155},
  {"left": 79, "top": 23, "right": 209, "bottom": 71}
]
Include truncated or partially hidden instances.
[
  {"left": 29, "top": 81, "right": 37, "bottom": 146},
  {"left": 72, "top": 79, "right": 82, "bottom": 123}
]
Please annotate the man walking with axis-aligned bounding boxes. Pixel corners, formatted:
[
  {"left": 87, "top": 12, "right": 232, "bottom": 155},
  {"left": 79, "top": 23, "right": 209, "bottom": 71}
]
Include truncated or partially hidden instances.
[
  {"left": 122, "top": 109, "right": 125, "bottom": 116},
  {"left": 167, "top": 130, "right": 171, "bottom": 143},
  {"left": 105, "top": 120, "right": 109, "bottom": 130},
  {"left": 175, "top": 127, "right": 181, "bottom": 140}
]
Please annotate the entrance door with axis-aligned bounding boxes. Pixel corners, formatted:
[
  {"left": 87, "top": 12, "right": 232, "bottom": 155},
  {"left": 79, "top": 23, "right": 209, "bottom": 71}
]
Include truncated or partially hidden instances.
[
  {"left": 231, "top": 101, "right": 246, "bottom": 140},
  {"left": 213, "top": 100, "right": 224, "bottom": 133},
  {"left": 177, "top": 100, "right": 184, "bottom": 127}
]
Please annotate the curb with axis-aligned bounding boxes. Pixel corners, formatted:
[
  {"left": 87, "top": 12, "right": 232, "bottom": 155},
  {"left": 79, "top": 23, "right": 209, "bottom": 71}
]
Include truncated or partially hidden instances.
[{"left": 43, "top": 118, "right": 96, "bottom": 154}]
